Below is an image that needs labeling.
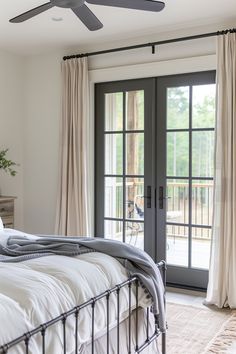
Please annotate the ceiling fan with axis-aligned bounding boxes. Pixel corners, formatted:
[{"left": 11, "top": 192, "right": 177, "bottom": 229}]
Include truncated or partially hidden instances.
[{"left": 9, "top": 0, "right": 165, "bottom": 31}]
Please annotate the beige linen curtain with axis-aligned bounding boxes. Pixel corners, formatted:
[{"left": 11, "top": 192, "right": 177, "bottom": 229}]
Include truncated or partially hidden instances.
[
  {"left": 55, "top": 58, "right": 90, "bottom": 236},
  {"left": 205, "top": 32, "right": 236, "bottom": 307}
]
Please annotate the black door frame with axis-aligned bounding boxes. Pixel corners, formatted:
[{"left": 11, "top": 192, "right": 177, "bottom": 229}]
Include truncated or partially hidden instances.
[
  {"left": 95, "top": 70, "right": 216, "bottom": 290},
  {"left": 95, "top": 78, "right": 156, "bottom": 259},
  {"left": 156, "top": 71, "right": 216, "bottom": 289}
]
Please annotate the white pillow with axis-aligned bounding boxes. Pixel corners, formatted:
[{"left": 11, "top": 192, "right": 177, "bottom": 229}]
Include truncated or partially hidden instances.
[{"left": 0, "top": 217, "right": 3, "bottom": 231}]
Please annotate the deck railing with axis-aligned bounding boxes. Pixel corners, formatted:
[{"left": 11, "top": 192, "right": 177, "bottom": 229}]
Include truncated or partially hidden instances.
[
  {"left": 106, "top": 180, "right": 213, "bottom": 241},
  {"left": 167, "top": 181, "right": 213, "bottom": 240}
]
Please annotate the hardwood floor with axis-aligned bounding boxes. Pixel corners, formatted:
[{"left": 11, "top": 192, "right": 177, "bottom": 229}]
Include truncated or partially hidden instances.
[{"left": 167, "top": 287, "right": 207, "bottom": 308}]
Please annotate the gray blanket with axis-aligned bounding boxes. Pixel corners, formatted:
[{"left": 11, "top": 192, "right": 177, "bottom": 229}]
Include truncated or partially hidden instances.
[{"left": 0, "top": 236, "right": 165, "bottom": 331}]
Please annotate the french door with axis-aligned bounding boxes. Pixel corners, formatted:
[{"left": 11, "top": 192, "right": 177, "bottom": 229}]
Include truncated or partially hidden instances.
[
  {"left": 95, "top": 71, "right": 216, "bottom": 289},
  {"left": 95, "top": 79, "right": 156, "bottom": 259},
  {"left": 156, "top": 72, "right": 216, "bottom": 289}
]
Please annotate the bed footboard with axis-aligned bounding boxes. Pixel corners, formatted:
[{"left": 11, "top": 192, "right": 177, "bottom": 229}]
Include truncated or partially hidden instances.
[{"left": 0, "top": 261, "right": 166, "bottom": 354}]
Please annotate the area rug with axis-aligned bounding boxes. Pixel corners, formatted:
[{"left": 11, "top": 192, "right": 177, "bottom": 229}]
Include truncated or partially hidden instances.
[
  {"left": 203, "top": 312, "right": 236, "bottom": 353},
  {"left": 166, "top": 302, "right": 236, "bottom": 354}
]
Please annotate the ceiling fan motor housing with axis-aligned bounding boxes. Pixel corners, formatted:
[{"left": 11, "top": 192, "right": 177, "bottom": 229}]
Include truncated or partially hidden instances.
[{"left": 50, "top": 0, "right": 84, "bottom": 8}]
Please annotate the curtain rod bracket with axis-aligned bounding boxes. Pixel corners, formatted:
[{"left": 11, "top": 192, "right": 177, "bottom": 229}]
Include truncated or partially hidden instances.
[{"left": 151, "top": 45, "right": 156, "bottom": 55}]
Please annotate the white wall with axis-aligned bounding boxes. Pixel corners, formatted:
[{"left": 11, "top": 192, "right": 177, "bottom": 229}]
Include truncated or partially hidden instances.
[
  {"left": 0, "top": 50, "right": 25, "bottom": 229},
  {"left": 23, "top": 53, "right": 62, "bottom": 233}
]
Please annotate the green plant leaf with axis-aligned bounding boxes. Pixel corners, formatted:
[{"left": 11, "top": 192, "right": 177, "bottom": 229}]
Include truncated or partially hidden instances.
[{"left": 0, "top": 149, "right": 18, "bottom": 176}]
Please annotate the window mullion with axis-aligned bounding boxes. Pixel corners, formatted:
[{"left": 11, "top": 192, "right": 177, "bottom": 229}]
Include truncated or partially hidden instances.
[{"left": 123, "top": 92, "right": 126, "bottom": 243}]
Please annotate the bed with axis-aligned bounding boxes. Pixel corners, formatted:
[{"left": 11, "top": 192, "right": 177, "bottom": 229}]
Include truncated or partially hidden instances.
[{"left": 0, "top": 228, "right": 166, "bottom": 354}]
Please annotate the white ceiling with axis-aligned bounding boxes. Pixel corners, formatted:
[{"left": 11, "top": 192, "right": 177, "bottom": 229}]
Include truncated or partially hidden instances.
[{"left": 1, "top": 0, "right": 236, "bottom": 55}]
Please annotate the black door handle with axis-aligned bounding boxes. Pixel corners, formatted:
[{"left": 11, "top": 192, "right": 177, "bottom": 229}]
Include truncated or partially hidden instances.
[
  {"left": 159, "top": 186, "right": 164, "bottom": 209},
  {"left": 144, "top": 186, "right": 152, "bottom": 208},
  {"left": 158, "top": 186, "right": 170, "bottom": 209}
]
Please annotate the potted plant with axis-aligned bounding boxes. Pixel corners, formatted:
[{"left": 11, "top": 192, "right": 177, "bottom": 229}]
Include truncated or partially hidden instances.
[{"left": 0, "top": 149, "right": 17, "bottom": 176}]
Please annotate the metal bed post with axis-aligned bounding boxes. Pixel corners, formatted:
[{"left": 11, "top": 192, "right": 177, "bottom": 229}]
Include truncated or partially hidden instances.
[
  {"left": 116, "top": 286, "right": 121, "bottom": 354},
  {"left": 128, "top": 282, "right": 132, "bottom": 354},
  {"left": 40, "top": 325, "right": 46, "bottom": 354},
  {"left": 135, "top": 279, "right": 139, "bottom": 352},
  {"left": 62, "top": 315, "right": 67, "bottom": 354},
  {"left": 91, "top": 299, "right": 96, "bottom": 354},
  {"left": 106, "top": 291, "right": 110, "bottom": 354},
  {"left": 75, "top": 309, "right": 79, "bottom": 354},
  {"left": 24, "top": 335, "right": 30, "bottom": 354},
  {"left": 158, "top": 260, "right": 167, "bottom": 354}
]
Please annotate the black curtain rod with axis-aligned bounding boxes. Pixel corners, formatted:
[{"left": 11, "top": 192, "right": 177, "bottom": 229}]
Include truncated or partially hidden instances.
[{"left": 63, "top": 27, "right": 236, "bottom": 61}]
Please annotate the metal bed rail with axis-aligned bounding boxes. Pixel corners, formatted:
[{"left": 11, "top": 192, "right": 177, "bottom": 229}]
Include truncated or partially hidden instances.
[{"left": 0, "top": 261, "right": 166, "bottom": 354}]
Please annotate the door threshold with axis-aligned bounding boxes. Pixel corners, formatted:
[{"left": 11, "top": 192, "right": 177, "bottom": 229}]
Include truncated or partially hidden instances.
[{"left": 167, "top": 283, "right": 206, "bottom": 296}]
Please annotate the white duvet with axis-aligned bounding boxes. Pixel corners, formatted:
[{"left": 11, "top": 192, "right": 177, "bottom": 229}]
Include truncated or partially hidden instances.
[{"left": 0, "top": 229, "right": 151, "bottom": 354}]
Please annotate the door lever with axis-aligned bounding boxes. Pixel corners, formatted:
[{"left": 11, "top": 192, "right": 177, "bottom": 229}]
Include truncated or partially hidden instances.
[
  {"left": 143, "top": 186, "right": 152, "bottom": 208},
  {"left": 159, "top": 186, "right": 164, "bottom": 209},
  {"left": 159, "top": 186, "right": 171, "bottom": 209}
]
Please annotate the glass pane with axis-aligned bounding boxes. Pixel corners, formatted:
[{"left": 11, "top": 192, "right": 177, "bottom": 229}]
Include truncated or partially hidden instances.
[
  {"left": 167, "top": 86, "right": 189, "bottom": 130},
  {"left": 192, "top": 131, "right": 214, "bottom": 177},
  {"left": 105, "top": 220, "right": 123, "bottom": 242},
  {"left": 126, "top": 178, "right": 144, "bottom": 220},
  {"left": 125, "top": 222, "right": 144, "bottom": 250},
  {"left": 167, "top": 132, "right": 189, "bottom": 177},
  {"left": 192, "top": 84, "right": 216, "bottom": 128},
  {"left": 192, "top": 180, "right": 214, "bottom": 226},
  {"left": 192, "top": 227, "right": 211, "bottom": 269},
  {"left": 126, "top": 133, "right": 144, "bottom": 175},
  {"left": 167, "top": 179, "right": 189, "bottom": 224},
  {"left": 105, "top": 92, "right": 123, "bottom": 131},
  {"left": 126, "top": 90, "right": 144, "bottom": 131},
  {"left": 167, "top": 225, "right": 188, "bottom": 267},
  {"left": 105, "top": 134, "right": 123, "bottom": 175},
  {"left": 105, "top": 177, "right": 123, "bottom": 219}
]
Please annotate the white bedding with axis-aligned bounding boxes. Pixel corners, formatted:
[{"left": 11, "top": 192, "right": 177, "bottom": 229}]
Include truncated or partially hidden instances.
[{"left": 0, "top": 229, "right": 152, "bottom": 353}]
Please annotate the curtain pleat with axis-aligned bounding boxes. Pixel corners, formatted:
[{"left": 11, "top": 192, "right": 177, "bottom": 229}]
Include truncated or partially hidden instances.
[
  {"left": 55, "top": 58, "right": 90, "bottom": 236},
  {"left": 205, "top": 33, "right": 236, "bottom": 307}
]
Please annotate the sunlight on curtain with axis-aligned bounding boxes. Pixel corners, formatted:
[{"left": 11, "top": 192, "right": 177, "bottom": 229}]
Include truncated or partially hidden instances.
[
  {"left": 55, "top": 58, "right": 90, "bottom": 236},
  {"left": 205, "top": 32, "right": 236, "bottom": 307}
]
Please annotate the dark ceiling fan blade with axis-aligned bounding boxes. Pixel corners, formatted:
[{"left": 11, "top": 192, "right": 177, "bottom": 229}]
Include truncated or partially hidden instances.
[
  {"left": 72, "top": 4, "right": 103, "bottom": 31},
  {"left": 86, "top": 0, "right": 165, "bottom": 12},
  {"left": 9, "top": 2, "right": 54, "bottom": 23}
]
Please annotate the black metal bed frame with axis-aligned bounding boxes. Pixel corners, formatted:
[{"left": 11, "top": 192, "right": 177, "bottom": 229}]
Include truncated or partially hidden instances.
[{"left": 0, "top": 261, "right": 166, "bottom": 354}]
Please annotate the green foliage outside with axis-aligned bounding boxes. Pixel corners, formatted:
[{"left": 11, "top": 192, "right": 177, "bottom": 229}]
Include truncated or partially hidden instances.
[
  {"left": 0, "top": 149, "right": 18, "bottom": 176},
  {"left": 107, "top": 91, "right": 144, "bottom": 175},
  {"left": 107, "top": 86, "right": 215, "bottom": 180},
  {"left": 167, "top": 85, "right": 215, "bottom": 179}
]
